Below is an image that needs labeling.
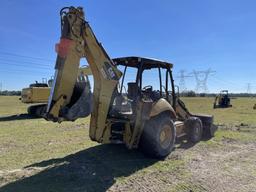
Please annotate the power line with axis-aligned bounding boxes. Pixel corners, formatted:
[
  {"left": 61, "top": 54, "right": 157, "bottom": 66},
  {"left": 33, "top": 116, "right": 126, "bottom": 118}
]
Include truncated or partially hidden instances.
[
  {"left": 210, "top": 77, "right": 240, "bottom": 88},
  {"left": 0, "top": 64, "right": 52, "bottom": 72},
  {"left": 0, "top": 62, "right": 52, "bottom": 70},
  {"left": 0, "top": 58, "right": 52, "bottom": 67},
  {"left": 191, "top": 68, "right": 216, "bottom": 93},
  {"left": 0, "top": 51, "right": 54, "bottom": 62},
  {"left": 246, "top": 83, "right": 252, "bottom": 94},
  {"left": 212, "top": 77, "right": 241, "bottom": 87},
  {"left": 209, "top": 78, "right": 255, "bottom": 93},
  {"left": 0, "top": 68, "right": 52, "bottom": 74},
  {"left": 176, "top": 70, "right": 193, "bottom": 92}
]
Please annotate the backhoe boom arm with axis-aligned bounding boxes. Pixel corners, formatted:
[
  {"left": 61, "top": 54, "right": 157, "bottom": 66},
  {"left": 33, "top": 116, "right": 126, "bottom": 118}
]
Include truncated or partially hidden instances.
[{"left": 46, "top": 7, "right": 122, "bottom": 142}]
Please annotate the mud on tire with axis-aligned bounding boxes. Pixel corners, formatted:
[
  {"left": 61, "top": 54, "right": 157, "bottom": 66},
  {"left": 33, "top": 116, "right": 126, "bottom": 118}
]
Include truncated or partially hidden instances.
[
  {"left": 139, "top": 113, "right": 176, "bottom": 159},
  {"left": 185, "top": 117, "right": 203, "bottom": 143},
  {"left": 194, "top": 114, "right": 216, "bottom": 139}
]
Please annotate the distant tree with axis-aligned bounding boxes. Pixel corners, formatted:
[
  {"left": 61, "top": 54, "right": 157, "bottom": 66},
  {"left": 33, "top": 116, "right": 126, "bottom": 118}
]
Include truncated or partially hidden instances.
[
  {"left": 181, "top": 90, "right": 196, "bottom": 97},
  {"left": 199, "top": 93, "right": 206, "bottom": 97},
  {"left": 0, "top": 90, "right": 21, "bottom": 96}
]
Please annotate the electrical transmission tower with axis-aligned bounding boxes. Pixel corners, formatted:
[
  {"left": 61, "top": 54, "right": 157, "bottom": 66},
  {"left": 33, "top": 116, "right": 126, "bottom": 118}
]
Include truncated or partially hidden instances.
[
  {"left": 0, "top": 82, "right": 2, "bottom": 92},
  {"left": 246, "top": 83, "right": 252, "bottom": 94},
  {"left": 192, "top": 68, "right": 216, "bottom": 93},
  {"left": 176, "top": 70, "right": 192, "bottom": 92}
]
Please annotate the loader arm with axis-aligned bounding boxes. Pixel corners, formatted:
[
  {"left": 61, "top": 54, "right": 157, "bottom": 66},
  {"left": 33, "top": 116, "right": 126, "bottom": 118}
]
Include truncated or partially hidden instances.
[{"left": 46, "top": 7, "right": 122, "bottom": 142}]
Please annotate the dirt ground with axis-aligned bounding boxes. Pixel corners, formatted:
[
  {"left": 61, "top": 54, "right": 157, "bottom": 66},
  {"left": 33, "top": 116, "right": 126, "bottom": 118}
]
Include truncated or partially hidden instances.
[{"left": 108, "top": 127, "right": 256, "bottom": 192}]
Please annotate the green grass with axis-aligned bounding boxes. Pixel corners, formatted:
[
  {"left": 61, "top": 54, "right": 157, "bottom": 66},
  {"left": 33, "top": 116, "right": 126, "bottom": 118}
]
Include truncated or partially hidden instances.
[
  {"left": 182, "top": 97, "right": 256, "bottom": 125},
  {"left": 214, "top": 129, "right": 256, "bottom": 143},
  {"left": 0, "top": 96, "right": 94, "bottom": 170},
  {"left": 0, "top": 96, "right": 256, "bottom": 191}
]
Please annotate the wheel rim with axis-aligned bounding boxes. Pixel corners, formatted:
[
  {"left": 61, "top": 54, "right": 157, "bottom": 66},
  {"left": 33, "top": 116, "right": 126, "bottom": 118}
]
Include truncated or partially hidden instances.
[{"left": 159, "top": 124, "right": 172, "bottom": 149}]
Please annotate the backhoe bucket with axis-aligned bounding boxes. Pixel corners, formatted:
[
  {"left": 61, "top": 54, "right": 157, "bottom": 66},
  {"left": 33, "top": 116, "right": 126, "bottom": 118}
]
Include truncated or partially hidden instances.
[
  {"left": 60, "top": 79, "right": 92, "bottom": 121},
  {"left": 46, "top": 70, "right": 92, "bottom": 122}
]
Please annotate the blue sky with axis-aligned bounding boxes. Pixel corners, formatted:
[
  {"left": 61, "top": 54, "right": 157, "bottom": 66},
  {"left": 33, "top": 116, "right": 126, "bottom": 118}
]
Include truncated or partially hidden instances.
[{"left": 0, "top": 0, "right": 255, "bottom": 93}]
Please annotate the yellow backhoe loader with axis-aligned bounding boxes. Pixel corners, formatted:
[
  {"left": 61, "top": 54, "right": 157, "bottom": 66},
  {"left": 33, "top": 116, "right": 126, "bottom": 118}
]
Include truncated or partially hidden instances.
[{"left": 45, "top": 6, "right": 216, "bottom": 158}]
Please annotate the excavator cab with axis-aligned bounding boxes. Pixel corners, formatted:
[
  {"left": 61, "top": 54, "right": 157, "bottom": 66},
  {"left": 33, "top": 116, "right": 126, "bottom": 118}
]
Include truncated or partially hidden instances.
[{"left": 20, "top": 79, "right": 51, "bottom": 104}]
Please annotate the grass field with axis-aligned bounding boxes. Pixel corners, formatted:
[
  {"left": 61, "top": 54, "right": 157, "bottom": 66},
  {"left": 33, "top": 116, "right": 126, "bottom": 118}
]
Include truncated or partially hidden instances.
[
  {"left": 182, "top": 97, "right": 256, "bottom": 125},
  {"left": 0, "top": 96, "right": 256, "bottom": 192}
]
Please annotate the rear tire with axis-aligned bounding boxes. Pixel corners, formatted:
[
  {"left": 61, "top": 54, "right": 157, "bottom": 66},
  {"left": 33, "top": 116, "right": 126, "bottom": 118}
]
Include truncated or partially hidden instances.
[
  {"left": 185, "top": 117, "right": 203, "bottom": 143},
  {"left": 139, "top": 113, "right": 176, "bottom": 159}
]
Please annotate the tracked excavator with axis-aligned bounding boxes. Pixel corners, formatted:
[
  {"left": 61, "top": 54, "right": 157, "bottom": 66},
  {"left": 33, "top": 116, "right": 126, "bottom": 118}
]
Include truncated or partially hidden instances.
[
  {"left": 45, "top": 6, "right": 216, "bottom": 158},
  {"left": 20, "top": 78, "right": 51, "bottom": 104},
  {"left": 20, "top": 78, "right": 51, "bottom": 117},
  {"left": 21, "top": 67, "right": 92, "bottom": 117},
  {"left": 213, "top": 90, "right": 232, "bottom": 109}
]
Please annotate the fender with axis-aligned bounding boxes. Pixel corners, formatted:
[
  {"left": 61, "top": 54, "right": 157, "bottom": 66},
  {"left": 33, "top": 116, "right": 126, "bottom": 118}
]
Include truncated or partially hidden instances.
[{"left": 149, "top": 98, "right": 176, "bottom": 119}]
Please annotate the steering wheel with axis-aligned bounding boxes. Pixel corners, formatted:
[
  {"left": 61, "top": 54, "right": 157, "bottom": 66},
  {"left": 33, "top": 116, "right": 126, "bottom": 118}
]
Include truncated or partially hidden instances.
[{"left": 142, "top": 85, "right": 153, "bottom": 92}]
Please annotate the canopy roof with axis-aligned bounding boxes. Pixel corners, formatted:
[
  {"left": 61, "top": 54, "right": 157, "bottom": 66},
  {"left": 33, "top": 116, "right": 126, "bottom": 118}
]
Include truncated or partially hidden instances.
[{"left": 113, "top": 56, "right": 173, "bottom": 69}]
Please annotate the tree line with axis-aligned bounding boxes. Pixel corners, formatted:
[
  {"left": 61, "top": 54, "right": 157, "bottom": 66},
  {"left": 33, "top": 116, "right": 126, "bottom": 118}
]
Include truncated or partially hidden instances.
[
  {"left": 0, "top": 90, "right": 21, "bottom": 96},
  {"left": 0, "top": 89, "right": 255, "bottom": 97},
  {"left": 180, "top": 90, "right": 256, "bottom": 97}
]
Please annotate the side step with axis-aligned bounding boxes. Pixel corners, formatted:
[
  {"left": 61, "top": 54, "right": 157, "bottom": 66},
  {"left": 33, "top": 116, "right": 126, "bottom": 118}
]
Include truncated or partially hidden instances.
[{"left": 174, "top": 121, "right": 187, "bottom": 138}]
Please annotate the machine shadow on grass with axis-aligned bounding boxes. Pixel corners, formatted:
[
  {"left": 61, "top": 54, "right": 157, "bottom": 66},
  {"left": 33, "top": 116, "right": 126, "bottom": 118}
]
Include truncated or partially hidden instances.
[
  {"left": 176, "top": 127, "right": 217, "bottom": 149},
  {"left": 0, "top": 114, "right": 40, "bottom": 122},
  {"left": 0, "top": 144, "right": 158, "bottom": 192},
  {"left": 176, "top": 139, "right": 197, "bottom": 149}
]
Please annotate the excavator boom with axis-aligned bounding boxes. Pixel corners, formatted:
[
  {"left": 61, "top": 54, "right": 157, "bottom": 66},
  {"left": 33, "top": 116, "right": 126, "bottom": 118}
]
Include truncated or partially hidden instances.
[{"left": 46, "top": 7, "right": 122, "bottom": 142}]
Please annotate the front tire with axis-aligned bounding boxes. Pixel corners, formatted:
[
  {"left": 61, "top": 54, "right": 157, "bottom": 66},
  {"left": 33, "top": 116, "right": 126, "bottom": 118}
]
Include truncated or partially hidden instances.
[
  {"left": 194, "top": 115, "right": 215, "bottom": 139},
  {"left": 185, "top": 117, "right": 203, "bottom": 143},
  {"left": 139, "top": 113, "right": 176, "bottom": 158}
]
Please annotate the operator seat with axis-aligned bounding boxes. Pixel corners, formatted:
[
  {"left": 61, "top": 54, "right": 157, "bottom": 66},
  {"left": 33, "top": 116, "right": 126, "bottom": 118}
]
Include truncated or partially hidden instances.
[{"left": 127, "top": 82, "right": 138, "bottom": 100}]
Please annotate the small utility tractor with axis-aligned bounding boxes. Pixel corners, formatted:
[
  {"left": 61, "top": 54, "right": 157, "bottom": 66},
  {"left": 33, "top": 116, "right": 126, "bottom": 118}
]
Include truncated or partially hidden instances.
[{"left": 213, "top": 90, "right": 232, "bottom": 109}]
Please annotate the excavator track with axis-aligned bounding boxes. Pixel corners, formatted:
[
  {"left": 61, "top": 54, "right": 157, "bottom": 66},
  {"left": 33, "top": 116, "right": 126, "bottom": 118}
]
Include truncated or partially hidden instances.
[{"left": 27, "top": 104, "right": 47, "bottom": 117}]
